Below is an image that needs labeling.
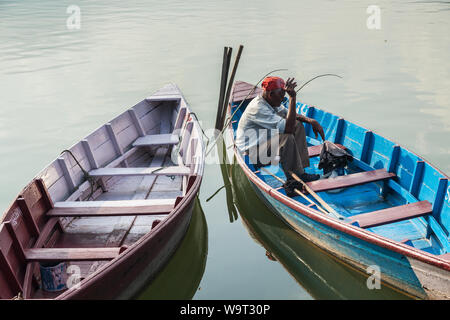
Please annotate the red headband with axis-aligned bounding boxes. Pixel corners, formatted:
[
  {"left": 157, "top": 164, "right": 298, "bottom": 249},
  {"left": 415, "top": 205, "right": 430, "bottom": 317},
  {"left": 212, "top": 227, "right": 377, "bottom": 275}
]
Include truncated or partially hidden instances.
[{"left": 261, "top": 76, "right": 285, "bottom": 91}]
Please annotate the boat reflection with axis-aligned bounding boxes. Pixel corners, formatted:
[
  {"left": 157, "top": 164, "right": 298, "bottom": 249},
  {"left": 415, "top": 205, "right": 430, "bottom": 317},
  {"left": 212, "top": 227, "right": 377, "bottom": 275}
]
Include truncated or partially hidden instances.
[
  {"left": 220, "top": 140, "right": 411, "bottom": 300},
  {"left": 135, "top": 197, "right": 208, "bottom": 299}
]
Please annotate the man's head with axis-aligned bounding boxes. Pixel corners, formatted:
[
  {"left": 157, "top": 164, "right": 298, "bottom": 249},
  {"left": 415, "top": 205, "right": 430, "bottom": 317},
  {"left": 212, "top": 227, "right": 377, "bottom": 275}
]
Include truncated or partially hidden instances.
[{"left": 261, "top": 76, "right": 286, "bottom": 107}]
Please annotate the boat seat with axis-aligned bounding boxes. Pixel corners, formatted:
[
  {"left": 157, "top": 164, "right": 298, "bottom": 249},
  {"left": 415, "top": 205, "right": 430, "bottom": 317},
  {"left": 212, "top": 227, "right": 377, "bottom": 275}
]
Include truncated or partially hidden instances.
[
  {"left": 88, "top": 166, "right": 190, "bottom": 177},
  {"left": 47, "top": 199, "right": 174, "bottom": 217},
  {"left": 349, "top": 200, "right": 432, "bottom": 228},
  {"left": 306, "top": 168, "right": 396, "bottom": 193},
  {"left": 132, "top": 133, "right": 179, "bottom": 147},
  {"left": 308, "top": 143, "right": 346, "bottom": 158},
  {"left": 24, "top": 247, "right": 122, "bottom": 262}
]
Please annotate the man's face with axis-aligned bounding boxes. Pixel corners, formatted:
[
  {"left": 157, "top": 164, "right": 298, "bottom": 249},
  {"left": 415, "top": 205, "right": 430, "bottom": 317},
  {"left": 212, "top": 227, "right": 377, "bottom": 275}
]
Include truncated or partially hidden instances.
[{"left": 269, "top": 88, "right": 285, "bottom": 106}]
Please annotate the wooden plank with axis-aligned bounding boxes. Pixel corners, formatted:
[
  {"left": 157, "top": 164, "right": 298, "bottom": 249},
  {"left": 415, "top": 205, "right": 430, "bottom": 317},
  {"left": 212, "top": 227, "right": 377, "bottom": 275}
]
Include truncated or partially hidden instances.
[
  {"left": 307, "top": 169, "right": 395, "bottom": 193},
  {"left": 16, "top": 198, "right": 40, "bottom": 237},
  {"left": 105, "top": 123, "right": 124, "bottom": 157},
  {"left": 81, "top": 140, "right": 99, "bottom": 169},
  {"left": 410, "top": 161, "right": 425, "bottom": 197},
  {"left": 0, "top": 249, "right": 22, "bottom": 293},
  {"left": 24, "top": 247, "right": 121, "bottom": 262},
  {"left": 88, "top": 166, "right": 190, "bottom": 177},
  {"left": 132, "top": 134, "right": 179, "bottom": 147},
  {"left": 57, "top": 157, "right": 76, "bottom": 191},
  {"left": 349, "top": 201, "right": 432, "bottom": 228},
  {"left": 307, "top": 143, "right": 346, "bottom": 158},
  {"left": 47, "top": 199, "right": 174, "bottom": 217},
  {"left": 128, "top": 109, "right": 145, "bottom": 136}
]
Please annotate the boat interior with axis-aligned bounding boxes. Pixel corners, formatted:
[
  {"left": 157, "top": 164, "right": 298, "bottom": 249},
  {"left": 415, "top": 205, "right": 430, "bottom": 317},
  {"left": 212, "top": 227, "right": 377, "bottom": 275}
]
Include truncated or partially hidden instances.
[
  {"left": 230, "top": 81, "right": 450, "bottom": 261},
  {"left": 0, "top": 87, "right": 203, "bottom": 299}
]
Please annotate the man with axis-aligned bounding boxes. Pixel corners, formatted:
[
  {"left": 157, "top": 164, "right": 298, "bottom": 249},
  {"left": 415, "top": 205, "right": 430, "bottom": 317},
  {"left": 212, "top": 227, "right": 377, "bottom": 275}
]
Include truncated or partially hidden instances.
[{"left": 235, "top": 76, "right": 325, "bottom": 183}]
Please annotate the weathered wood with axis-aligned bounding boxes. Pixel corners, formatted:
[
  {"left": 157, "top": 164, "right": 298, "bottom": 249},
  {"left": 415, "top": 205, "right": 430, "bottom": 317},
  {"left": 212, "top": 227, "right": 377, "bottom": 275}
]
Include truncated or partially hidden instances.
[
  {"left": 128, "top": 109, "right": 145, "bottom": 136},
  {"left": 16, "top": 198, "right": 40, "bottom": 237},
  {"left": 47, "top": 199, "right": 174, "bottom": 217},
  {"left": 307, "top": 143, "right": 346, "bottom": 158},
  {"left": 24, "top": 247, "right": 121, "bottom": 262},
  {"left": 306, "top": 169, "right": 395, "bottom": 193},
  {"left": 81, "top": 140, "right": 99, "bottom": 169},
  {"left": 57, "top": 157, "right": 76, "bottom": 191},
  {"left": 132, "top": 134, "right": 179, "bottom": 147},
  {"left": 349, "top": 201, "right": 432, "bottom": 228},
  {"left": 0, "top": 249, "right": 22, "bottom": 293},
  {"left": 88, "top": 166, "right": 190, "bottom": 177}
]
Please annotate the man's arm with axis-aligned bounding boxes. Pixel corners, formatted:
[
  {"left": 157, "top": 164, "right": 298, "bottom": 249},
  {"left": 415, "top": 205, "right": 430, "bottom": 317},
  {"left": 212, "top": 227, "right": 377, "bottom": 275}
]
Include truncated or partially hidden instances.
[
  {"left": 284, "top": 78, "right": 297, "bottom": 134},
  {"left": 296, "top": 113, "right": 325, "bottom": 141}
]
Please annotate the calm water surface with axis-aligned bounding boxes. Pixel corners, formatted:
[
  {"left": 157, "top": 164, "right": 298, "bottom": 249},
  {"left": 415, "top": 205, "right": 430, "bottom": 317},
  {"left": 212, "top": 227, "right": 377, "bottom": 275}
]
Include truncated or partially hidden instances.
[{"left": 0, "top": 0, "right": 449, "bottom": 299}]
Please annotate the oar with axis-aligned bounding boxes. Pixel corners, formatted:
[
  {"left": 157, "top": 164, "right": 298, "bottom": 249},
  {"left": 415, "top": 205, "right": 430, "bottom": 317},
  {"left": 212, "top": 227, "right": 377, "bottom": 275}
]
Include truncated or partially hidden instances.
[
  {"left": 260, "top": 167, "right": 329, "bottom": 215},
  {"left": 289, "top": 171, "right": 344, "bottom": 219}
]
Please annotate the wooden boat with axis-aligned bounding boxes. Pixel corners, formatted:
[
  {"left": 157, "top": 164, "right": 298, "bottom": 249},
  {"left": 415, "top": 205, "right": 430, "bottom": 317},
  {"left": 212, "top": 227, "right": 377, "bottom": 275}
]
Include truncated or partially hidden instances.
[
  {"left": 225, "top": 81, "right": 450, "bottom": 299},
  {"left": 224, "top": 153, "right": 410, "bottom": 299},
  {"left": 0, "top": 84, "right": 205, "bottom": 299}
]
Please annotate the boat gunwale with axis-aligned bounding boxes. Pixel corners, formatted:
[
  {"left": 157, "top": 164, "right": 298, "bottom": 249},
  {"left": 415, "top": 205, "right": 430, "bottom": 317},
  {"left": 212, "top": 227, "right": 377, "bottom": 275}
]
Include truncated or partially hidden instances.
[{"left": 226, "top": 96, "right": 450, "bottom": 273}]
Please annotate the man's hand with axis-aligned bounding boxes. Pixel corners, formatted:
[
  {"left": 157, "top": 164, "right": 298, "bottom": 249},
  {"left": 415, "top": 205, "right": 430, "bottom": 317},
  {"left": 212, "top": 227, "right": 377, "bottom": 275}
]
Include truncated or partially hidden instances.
[
  {"left": 309, "top": 119, "right": 325, "bottom": 141},
  {"left": 284, "top": 77, "right": 297, "bottom": 98}
]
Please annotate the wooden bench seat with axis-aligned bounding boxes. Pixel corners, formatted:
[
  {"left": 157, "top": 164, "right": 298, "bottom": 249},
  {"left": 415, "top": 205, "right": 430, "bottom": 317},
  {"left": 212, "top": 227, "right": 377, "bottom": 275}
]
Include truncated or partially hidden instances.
[
  {"left": 88, "top": 166, "right": 190, "bottom": 177},
  {"left": 24, "top": 247, "right": 121, "bottom": 262},
  {"left": 47, "top": 199, "right": 175, "bottom": 217},
  {"left": 306, "top": 168, "right": 395, "bottom": 193},
  {"left": 308, "top": 143, "right": 346, "bottom": 158},
  {"left": 349, "top": 200, "right": 432, "bottom": 228},
  {"left": 132, "top": 133, "right": 179, "bottom": 147}
]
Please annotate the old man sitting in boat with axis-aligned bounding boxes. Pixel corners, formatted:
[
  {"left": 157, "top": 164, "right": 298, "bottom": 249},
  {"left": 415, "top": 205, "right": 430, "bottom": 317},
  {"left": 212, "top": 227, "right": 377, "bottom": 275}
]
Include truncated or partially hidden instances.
[{"left": 235, "top": 76, "right": 325, "bottom": 183}]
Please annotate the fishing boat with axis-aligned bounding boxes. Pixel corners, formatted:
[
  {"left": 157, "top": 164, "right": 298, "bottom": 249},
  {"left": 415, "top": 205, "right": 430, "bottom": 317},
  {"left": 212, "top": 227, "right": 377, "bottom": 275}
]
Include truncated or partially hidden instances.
[
  {"left": 225, "top": 80, "right": 450, "bottom": 299},
  {"left": 0, "top": 83, "right": 205, "bottom": 299}
]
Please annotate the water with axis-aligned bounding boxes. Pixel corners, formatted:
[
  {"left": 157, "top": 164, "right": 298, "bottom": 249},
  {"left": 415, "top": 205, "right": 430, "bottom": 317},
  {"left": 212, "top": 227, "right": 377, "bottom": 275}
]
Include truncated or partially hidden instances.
[{"left": 0, "top": 0, "right": 449, "bottom": 299}]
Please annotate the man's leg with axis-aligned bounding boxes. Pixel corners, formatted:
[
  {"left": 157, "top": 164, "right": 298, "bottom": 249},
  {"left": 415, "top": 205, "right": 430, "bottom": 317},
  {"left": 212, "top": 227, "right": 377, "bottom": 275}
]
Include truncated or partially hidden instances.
[
  {"left": 293, "top": 121, "right": 310, "bottom": 170},
  {"left": 279, "top": 121, "right": 319, "bottom": 182}
]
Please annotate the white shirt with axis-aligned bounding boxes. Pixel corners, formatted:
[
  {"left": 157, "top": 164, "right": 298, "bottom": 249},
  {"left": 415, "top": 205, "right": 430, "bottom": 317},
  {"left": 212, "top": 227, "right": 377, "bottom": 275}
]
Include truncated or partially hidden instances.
[{"left": 235, "top": 95, "right": 288, "bottom": 152}]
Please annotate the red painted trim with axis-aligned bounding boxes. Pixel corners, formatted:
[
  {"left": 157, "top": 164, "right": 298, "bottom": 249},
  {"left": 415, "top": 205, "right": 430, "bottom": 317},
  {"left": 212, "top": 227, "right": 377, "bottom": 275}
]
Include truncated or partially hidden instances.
[{"left": 227, "top": 97, "right": 450, "bottom": 272}]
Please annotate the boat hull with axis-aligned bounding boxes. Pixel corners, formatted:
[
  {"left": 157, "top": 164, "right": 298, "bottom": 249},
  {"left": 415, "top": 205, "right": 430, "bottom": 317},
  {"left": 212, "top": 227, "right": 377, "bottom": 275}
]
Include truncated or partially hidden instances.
[{"left": 235, "top": 147, "right": 449, "bottom": 299}]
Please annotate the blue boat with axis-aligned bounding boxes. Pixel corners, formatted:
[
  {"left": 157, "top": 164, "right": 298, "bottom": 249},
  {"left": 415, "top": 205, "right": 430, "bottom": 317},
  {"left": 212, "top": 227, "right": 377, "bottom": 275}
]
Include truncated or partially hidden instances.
[{"left": 225, "top": 81, "right": 450, "bottom": 299}]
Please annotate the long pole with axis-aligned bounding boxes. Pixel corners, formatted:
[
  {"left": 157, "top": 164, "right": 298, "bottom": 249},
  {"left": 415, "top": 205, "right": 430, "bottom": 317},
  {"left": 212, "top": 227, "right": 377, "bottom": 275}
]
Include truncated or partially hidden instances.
[
  {"left": 218, "top": 45, "right": 244, "bottom": 130},
  {"left": 260, "top": 167, "right": 329, "bottom": 215},
  {"left": 215, "top": 47, "right": 232, "bottom": 130},
  {"left": 289, "top": 171, "right": 343, "bottom": 219}
]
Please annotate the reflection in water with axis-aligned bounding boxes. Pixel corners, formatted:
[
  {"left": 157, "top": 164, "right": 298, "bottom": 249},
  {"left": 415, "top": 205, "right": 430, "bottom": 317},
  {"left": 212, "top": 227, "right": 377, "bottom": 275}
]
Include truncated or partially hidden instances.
[
  {"left": 219, "top": 141, "right": 411, "bottom": 300},
  {"left": 135, "top": 198, "right": 208, "bottom": 300}
]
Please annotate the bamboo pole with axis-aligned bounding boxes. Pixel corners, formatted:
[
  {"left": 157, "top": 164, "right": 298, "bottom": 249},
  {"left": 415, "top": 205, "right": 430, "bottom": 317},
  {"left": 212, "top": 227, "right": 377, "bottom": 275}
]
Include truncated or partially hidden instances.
[
  {"left": 215, "top": 47, "right": 232, "bottom": 130},
  {"left": 218, "top": 45, "right": 244, "bottom": 130},
  {"left": 289, "top": 171, "right": 343, "bottom": 219},
  {"left": 260, "top": 167, "right": 329, "bottom": 215}
]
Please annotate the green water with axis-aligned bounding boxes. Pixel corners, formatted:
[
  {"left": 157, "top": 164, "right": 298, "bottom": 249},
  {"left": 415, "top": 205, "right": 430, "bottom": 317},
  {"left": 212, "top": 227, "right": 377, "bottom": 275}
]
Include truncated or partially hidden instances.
[{"left": 1, "top": 0, "right": 448, "bottom": 299}]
